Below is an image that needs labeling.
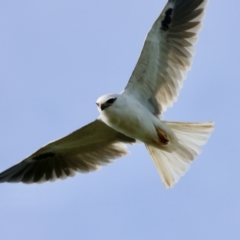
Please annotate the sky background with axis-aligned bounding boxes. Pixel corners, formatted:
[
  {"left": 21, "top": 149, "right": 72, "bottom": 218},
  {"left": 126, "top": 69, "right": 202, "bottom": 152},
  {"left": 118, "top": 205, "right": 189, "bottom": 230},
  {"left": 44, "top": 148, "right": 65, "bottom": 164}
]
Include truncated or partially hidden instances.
[{"left": 0, "top": 0, "right": 239, "bottom": 239}]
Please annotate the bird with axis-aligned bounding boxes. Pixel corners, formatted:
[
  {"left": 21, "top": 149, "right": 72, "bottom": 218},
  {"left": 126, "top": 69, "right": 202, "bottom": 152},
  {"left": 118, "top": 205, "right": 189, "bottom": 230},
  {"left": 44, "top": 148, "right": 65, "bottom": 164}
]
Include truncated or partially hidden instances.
[{"left": 0, "top": 0, "right": 214, "bottom": 188}]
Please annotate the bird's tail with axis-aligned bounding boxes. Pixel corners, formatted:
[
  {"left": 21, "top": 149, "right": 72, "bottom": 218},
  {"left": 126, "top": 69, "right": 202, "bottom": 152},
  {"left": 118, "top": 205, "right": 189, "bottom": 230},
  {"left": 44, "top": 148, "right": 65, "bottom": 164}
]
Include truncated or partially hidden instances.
[{"left": 145, "top": 121, "right": 214, "bottom": 188}]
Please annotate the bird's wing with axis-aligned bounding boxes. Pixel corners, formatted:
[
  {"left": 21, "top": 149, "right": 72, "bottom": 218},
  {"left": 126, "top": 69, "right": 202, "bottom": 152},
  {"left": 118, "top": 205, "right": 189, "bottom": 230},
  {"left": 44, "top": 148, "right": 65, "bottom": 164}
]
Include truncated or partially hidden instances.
[
  {"left": 124, "top": 0, "right": 208, "bottom": 115},
  {"left": 0, "top": 120, "right": 135, "bottom": 183}
]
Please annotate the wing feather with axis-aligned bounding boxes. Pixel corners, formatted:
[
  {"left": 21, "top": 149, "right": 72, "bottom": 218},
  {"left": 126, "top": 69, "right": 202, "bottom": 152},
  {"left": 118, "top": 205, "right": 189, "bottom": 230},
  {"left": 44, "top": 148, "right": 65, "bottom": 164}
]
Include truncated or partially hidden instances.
[
  {"left": 0, "top": 120, "right": 135, "bottom": 183},
  {"left": 124, "top": 0, "right": 208, "bottom": 115}
]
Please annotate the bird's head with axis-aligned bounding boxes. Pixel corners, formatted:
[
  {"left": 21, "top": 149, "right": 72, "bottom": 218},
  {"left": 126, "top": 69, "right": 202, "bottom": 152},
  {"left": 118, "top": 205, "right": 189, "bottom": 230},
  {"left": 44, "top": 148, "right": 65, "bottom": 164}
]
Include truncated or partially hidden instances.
[{"left": 96, "top": 94, "right": 119, "bottom": 111}]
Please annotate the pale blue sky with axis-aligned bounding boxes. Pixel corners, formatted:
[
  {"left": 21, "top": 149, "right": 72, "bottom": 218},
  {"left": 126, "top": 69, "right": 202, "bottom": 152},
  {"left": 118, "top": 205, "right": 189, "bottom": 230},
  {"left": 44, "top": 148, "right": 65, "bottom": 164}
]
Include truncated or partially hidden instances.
[{"left": 0, "top": 1, "right": 239, "bottom": 239}]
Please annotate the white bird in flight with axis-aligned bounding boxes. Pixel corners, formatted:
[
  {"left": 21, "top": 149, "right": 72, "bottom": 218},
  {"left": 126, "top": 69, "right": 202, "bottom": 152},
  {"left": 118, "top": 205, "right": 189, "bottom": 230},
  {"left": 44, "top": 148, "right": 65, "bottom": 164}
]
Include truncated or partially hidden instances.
[{"left": 0, "top": 0, "right": 214, "bottom": 188}]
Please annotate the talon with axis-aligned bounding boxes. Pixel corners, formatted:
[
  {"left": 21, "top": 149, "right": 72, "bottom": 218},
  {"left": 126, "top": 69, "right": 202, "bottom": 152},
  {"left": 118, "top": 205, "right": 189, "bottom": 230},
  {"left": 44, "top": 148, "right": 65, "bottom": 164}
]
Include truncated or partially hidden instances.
[{"left": 156, "top": 128, "right": 169, "bottom": 145}]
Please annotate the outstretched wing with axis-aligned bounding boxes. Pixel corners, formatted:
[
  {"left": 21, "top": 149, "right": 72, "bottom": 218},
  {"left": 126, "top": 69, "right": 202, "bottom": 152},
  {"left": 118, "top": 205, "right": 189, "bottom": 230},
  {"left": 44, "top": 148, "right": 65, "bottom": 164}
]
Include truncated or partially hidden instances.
[
  {"left": 124, "top": 0, "right": 208, "bottom": 115},
  {"left": 0, "top": 120, "right": 135, "bottom": 183}
]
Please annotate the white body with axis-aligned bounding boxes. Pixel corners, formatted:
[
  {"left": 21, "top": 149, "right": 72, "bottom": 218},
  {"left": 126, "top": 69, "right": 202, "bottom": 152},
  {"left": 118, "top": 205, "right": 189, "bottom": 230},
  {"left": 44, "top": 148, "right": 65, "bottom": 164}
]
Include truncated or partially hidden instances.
[
  {"left": 98, "top": 94, "right": 172, "bottom": 146},
  {"left": 97, "top": 93, "right": 214, "bottom": 188}
]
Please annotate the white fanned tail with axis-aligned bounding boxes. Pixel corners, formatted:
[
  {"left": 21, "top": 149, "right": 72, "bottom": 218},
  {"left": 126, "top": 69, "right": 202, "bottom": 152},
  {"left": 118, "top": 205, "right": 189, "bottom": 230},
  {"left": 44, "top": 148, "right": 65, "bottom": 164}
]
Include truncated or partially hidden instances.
[{"left": 146, "top": 121, "right": 214, "bottom": 188}]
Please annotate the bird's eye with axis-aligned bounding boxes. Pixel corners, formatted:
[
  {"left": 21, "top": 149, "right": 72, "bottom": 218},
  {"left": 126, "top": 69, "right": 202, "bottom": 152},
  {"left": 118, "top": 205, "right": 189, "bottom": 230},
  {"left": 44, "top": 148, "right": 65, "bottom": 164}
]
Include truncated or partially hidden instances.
[{"left": 106, "top": 98, "right": 116, "bottom": 104}]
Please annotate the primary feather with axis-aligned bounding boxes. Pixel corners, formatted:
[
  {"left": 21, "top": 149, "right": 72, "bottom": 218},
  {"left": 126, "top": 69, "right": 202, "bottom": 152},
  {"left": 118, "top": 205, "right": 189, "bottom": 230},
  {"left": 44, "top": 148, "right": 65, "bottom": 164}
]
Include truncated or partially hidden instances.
[
  {"left": 0, "top": 120, "right": 135, "bottom": 183},
  {"left": 124, "top": 0, "right": 208, "bottom": 115}
]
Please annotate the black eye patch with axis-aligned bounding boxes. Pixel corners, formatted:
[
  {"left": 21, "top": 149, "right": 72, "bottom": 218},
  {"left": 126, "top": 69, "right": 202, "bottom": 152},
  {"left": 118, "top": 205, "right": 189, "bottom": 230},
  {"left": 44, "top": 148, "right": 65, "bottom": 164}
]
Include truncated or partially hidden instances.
[{"left": 106, "top": 98, "right": 116, "bottom": 104}]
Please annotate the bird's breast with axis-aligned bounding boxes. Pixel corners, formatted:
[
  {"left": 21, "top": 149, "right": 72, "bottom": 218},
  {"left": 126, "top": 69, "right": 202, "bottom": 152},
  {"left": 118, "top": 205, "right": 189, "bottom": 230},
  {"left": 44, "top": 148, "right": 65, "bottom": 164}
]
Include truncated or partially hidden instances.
[{"left": 100, "top": 101, "right": 158, "bottom": 142}]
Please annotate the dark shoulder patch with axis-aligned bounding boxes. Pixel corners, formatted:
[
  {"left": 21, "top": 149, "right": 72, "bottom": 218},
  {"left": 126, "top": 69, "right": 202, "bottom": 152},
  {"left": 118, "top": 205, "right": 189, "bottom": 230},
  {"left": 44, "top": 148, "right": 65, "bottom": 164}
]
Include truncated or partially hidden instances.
[
  {"left": 33, "top": 152, "right": 55, "bottom": 161},
  {"left": 161, "top": 8, "right": 173, "bottom": 31}
]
